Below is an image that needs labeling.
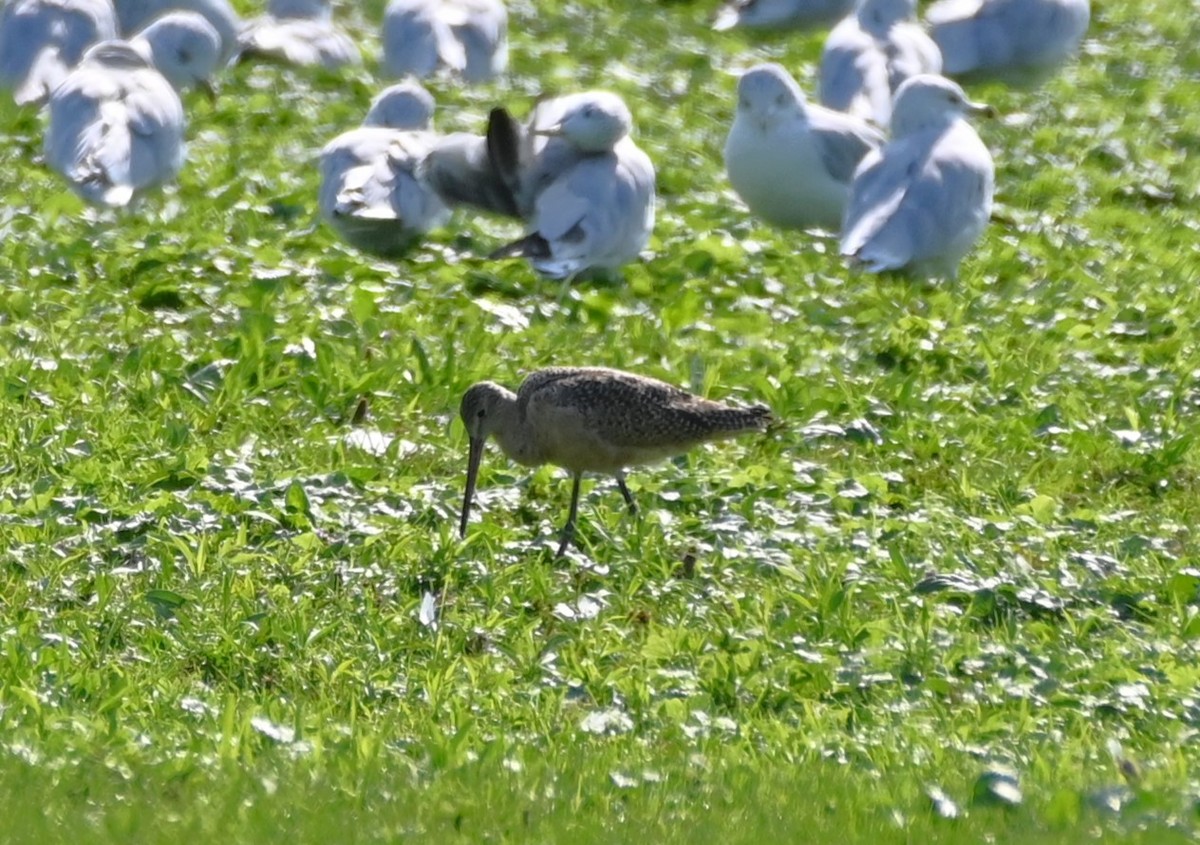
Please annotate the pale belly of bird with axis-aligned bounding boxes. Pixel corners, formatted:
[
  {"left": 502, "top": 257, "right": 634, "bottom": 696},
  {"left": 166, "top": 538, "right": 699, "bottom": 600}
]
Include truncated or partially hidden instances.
[
  {"left": 726, "top": 126, "right": 846, "bottom": 231},
  {"left": 503, "top": 424, "right": 694, "bottom": 476}
]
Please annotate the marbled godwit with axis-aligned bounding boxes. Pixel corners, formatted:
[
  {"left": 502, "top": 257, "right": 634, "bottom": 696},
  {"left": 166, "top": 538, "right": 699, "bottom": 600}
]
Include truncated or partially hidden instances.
[{"left": 458, "top": 367, "right": 772, "bottom": 556}]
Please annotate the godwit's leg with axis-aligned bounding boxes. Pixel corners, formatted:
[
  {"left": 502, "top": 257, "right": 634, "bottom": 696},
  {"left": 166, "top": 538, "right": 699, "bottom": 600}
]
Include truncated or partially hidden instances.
[
  {"left": 616, "top": 472, "right": 637, "bottom": 514},
  {"left": 556, "top": 472, "right": 584, "bottom": 556}
]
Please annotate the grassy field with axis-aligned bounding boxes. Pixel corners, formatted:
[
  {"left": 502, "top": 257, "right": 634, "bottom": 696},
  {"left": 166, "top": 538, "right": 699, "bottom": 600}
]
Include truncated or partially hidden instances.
[{"left": 1, "top": 0, "right": 1199, "bottom": 840}]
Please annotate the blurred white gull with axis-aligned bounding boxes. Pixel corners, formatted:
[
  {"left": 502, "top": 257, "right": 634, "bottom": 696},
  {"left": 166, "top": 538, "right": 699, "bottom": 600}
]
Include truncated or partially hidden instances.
[
  {"left": 840, "top": 74, "right": 995, "bottom": 280},
  {"left": 238, "top": 0, "right": 359, "bottom": 68},
  {"left": 44, "top": 14, "right": 221, "bottom": 206},
  {"left": 0, "top": 0, "right": 118, "bottom": 106},
  {"left": 724, "top": 63, "right": 884, "bottom": 231},
  {"left": 428, "top": 92, "right": 654, "bottom": 278},
  {"left": 318, "top": 81, "right": 449, "bottom": 256},
  {"left": 382, "top": 0, "right": 506, "bottom": 83},
  {"left": 713, "top": 0, "right": 854, "bottom": 32},
  {"left": 486, "top": 93, "right": 656, "bottom": 278},
  {"left": 130, "top": 10, "right": 221, "bottom": 92},
  {"left": 421, "top": 92, "right": 634, "bottom": 222},
  {"left": 819, "top": 0, "right": 941, "bottom": 127},
  {"left": 113, "top": 0, "right": 239, "bottom": 64},
  {"left": 926, "top": 0, "right": 1090, "bottom": 83}
]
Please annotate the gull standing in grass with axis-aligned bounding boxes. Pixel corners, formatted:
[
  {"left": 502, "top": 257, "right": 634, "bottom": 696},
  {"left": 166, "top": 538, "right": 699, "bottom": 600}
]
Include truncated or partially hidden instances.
[
  {"left": 421, "top": 92, "right": 621, "bottom": 222},
  {"left": 480, "top": 92, "right": 656, "bottom": 278},
  {"left": 712, "top": 0, "right": 854, "bottom": 31},
  {"left": 44, "top": 14, "right": 221, "bottom": 207},
  {"left": 237, "top": 0, "right": 359, "bottom": 69},
  {"left": 421, "top": 91, "right": 656, "bottom": 274},
  {"left": 926, "top": 0, "right": 1090, "bottom": 84},
  {"left": 382, "top": 0, "right": 506, "bottom": 83},
  {"left": 458, "top": 367, "right": 772, "bottom": 556},
  {"left": 840, "top": 74, "right": 994, "bottom": 280},
  {"left": 0, "top": 0, "right": 117, "bottom": 106},
  {"left": 318, "top": 81, "right": 449, "bottom": 256},
  {"left": 819, "top": 0, "right": 941, "bottom": 127},
  {"left": 113, "top": 0, "right": 239, "bottom": 64},
  {"left": 724, "top": 63, "right": 884, "bottom": 232}
]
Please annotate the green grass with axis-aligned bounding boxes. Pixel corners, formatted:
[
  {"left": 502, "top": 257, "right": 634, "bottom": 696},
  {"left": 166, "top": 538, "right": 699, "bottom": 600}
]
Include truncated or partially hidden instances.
[
  {"left": 1, "top": 0, "right": 1199, "bottom": 840},
  {"left": 3, "top": 745, "right": 1194, "bottom": 844}
]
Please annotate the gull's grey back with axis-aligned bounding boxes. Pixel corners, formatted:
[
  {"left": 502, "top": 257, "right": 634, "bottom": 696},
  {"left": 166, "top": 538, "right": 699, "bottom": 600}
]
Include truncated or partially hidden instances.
[
  {"left": 267, "top": 0, "right": 331, "bottom": 20},
  {"left": 114, "top": 0, "right": 238, "bottom": 62}
]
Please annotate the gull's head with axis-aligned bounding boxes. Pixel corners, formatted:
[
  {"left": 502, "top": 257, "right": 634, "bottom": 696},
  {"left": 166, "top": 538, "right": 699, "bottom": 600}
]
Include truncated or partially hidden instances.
[
  {"left": 363, "top": 80, "right": 436, "bottom": 130},
  {"left": 889, "top": 74, "right": 994, "bottom": 136},
  {"left": 856, "top": 0, "right": 917, "bottom": 36},
  {"left": 533, "top": 92, "right": 633, "bottom": 153},
  {"left": 736, "top": 63, "right": 806, "bottom": 132},
  {"left": 132, "top": 11, "right": 222, "bottom": 94}
]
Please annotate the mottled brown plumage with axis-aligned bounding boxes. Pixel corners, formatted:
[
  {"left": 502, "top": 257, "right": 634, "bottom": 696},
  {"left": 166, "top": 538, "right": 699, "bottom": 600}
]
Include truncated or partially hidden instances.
[{"left": 458, "top": 367, "right": 772, "bottom": 555}]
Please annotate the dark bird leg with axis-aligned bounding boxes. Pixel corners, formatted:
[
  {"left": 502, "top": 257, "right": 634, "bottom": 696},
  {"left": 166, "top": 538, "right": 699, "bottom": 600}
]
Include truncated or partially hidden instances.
[
  {"left": 556, "top": 472, "right": 583, "bottom": 557},
  {"left": 616, "top": 472, "right": 637, "bottom": 514}
]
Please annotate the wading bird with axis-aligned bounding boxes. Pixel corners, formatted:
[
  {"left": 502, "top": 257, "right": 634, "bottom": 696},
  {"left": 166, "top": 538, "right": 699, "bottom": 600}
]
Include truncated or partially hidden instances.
[{"left": 459, "top": 367, "right": 772, "bottom": 556}]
